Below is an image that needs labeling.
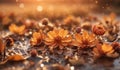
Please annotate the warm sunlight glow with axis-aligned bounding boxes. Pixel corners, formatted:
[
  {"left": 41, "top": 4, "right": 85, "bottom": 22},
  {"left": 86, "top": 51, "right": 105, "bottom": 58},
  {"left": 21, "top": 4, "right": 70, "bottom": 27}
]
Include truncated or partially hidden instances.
[
  {"left": 36, "top": 5, "right": 43, "bottom": 12},
  {"left": 19, "top": 3, "right": 24, "bottom": 8}
]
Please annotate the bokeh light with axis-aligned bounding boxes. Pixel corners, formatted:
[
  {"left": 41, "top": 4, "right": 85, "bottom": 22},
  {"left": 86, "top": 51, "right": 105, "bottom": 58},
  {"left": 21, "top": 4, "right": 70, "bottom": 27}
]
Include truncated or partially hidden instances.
[
  {"left": 36, "top": 5, "right": 43, "bottom": 12},
  {"left": 19, "top": 3, "right": 24, "bottom": 8}
]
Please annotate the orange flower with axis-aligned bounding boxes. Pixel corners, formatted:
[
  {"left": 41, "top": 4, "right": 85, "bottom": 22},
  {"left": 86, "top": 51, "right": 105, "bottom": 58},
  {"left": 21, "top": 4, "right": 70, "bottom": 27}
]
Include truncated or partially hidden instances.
[
  {"left": 30, "top": 30, "right": 45, "bottom": 46},
  {"left": 101, "top": 43, "right": 114, "bottom": 54},
  {"left": 45, "top": 29, "right": 72, "bottom": 50},
  {"left": 41, "top": 18, "right": 49, "bottom": 25},
  {"left": 73, "top": 30, "right": 98, "bottom": 49},
  {"left": 9, "top": 24, "right": 26, "bottom": 35},
  {"left": 92, "top": 24, "right": 106, "bottom": 35},
  {"left": 5, "top": 37, "right": 14, "bottom": 47},
  {"left": 93, "top": 43, "right": 119, "bottom": 58},
  {"left": 30, "top": 49, "right": 38, "bottom": 57}
]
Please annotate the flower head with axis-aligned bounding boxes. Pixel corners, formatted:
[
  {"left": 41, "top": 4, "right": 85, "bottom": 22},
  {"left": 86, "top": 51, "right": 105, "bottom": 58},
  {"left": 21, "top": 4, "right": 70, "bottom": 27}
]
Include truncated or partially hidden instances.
[
  {"left": 101, "top": 43, "right": 114, "bottom": 54},
  {"left": 73, "top": 30, "right": 98, "bottom": 49},
  {"left": 41, "top": 18, "right": 49, "bottom": 25},
  {"left": 45, "top": 29, "right": 72, "bottom": 50},
  {"left": 9, "top": 24, "right": 26, "bottom": 35},
  {"left": 30, "top": 30, "right": 45, "bottom": 46},
  {"left": 93, "top": 43, "right": 119, "bottom": 58},
  {"left": 30, "top": 49, "right": 38, "bottom": 57},
  {"left": 92, "top": 24, "right": 106, "bottom": 35},
  {"left": 5, "top": 37, "right": 14, "bottom": 47}
]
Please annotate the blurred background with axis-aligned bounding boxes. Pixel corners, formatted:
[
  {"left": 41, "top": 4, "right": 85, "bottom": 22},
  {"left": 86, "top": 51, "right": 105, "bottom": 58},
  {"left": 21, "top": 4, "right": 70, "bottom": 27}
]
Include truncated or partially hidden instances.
[{"left": 0, "top": 0, "right": 120, "bottom": 19}]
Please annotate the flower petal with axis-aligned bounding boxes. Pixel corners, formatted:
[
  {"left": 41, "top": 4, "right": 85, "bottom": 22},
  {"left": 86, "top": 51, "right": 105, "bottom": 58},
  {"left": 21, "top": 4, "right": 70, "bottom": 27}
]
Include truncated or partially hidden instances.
[
  {"left": 75, "top": 33, "right": 82, "bottom": 43},
  {"left": 59, "top": 29, "right": 68, "bottom": 38},
  {"left": 62, "top": 36, "right": 72, "bottom": 43},
  {"left": 102, "top": 44, "right": 113, "bottom": 53}
]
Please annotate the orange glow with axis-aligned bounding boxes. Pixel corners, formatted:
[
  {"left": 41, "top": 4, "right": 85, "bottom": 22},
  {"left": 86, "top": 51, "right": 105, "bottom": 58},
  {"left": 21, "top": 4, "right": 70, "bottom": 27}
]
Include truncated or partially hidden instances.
[
  {"left": 19, "top": 3, "right": 24, "bottom": 8},
  {"left": 36, "top": 5, "right": 43, "bottom": 12}
]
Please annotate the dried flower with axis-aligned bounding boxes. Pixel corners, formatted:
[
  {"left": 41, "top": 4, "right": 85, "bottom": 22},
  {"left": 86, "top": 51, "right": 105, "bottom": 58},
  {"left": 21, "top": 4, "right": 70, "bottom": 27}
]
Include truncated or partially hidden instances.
[
  {"left": 30, "top": 30, "right": 45, "bottom": 46},
  {"left": 92, "top": 24, "right": 106, "bottom": 35},
  {"left": 101, "top": 43, "right": 114, "bottom": 54},
  {"left": 5, "top": 37, "right": 14, "bottom": 47},
  {"left": 93, "top": 43, "right": 119, "bottom": 58},
  {"left": 45, "top": 29, "right": 72, "bottom": 50},
  {"left": 75, "top": 27, "right": 81, "bottom": 33},
  {"left": 9, "top": 24, "right": 26, "bottom": 35},
  {"left": 30, "top": 49, "right": 38, "bottom": 57},
  {"left": 73, "top": 30, "right": 98, "bottom": 49},
  {"left": 41, "top": 18, "right": 49, "bottom": 25}
]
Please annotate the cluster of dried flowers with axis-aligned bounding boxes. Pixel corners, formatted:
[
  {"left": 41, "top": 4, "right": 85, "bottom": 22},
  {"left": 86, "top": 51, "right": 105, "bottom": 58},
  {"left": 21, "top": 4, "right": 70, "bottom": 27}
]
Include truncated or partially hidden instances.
[{"left": 0, "top": 12, "right": 120, "bottom": 68}]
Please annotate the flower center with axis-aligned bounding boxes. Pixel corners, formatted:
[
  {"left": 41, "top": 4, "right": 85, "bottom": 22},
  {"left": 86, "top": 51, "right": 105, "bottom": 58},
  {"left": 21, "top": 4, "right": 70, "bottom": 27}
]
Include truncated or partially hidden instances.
[
  {"left": 82, "top": 40, "right": 89, "bottom": 46},
  {"left": 54, "top": 36, "right": 62, "bottom": 44}
]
